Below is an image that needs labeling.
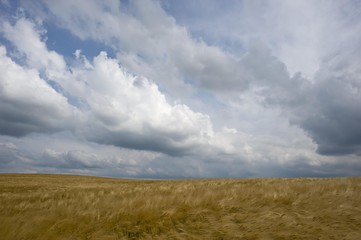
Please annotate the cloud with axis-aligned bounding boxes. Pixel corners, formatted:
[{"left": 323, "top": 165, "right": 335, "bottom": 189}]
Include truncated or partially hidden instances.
[
  {"left": 0, "top": 141, "right": 18, "bottom": 165},
  {"left": 0, "top": 17, "right": 233, "bottom": 157},
  {"left": 163, "top": 0, "right": 359, "bottom": 79},
  {"left": 1, "top": 18, "right": 67, "bottom": 79},
  {"left": 0, "top": 133, "right": 163, "bottom": 177},
  {"left": 160, "top": 0, "right": 361, "bottom": 156},
  {"left": 42, "top": 149, "right": 106, "bottom": 169},
  {"left": 237, "top": 42, "right": 361, "bottom": 156},
  {"left": 295, "top": 60, "right": 361, "bottom": 156},
  {"left": 0, "top": 0, "right": 360, "bottom": 178},
  {"left": 0, "top": 45, "right": 78, "bottom": 137},
  {"left": 2, "top": 131, "right": 357, "bottom": 179},
  {"left": 22, "top": 0, "right": 250, "bottom": 97},
  {"left": 248, "top": 21, "right": 361, "bottom": 156},
  {"left": 72, "top": 51, "right": 216, "bottom": 156}
]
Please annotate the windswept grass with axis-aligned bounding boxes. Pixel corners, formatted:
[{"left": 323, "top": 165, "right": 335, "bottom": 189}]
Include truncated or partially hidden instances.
[{"left": 0, "top": 174, "right": 360, "bottom": 239}]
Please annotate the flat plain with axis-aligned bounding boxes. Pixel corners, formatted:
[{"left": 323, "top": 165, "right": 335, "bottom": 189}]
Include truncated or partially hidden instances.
[{"left": 0, "top": 174, "right": 360, "bottom": 239}]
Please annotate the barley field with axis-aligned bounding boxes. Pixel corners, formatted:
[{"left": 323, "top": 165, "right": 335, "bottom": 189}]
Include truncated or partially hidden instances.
[{"left": 0, "top": 174, "right": 360, "bottom": 239}]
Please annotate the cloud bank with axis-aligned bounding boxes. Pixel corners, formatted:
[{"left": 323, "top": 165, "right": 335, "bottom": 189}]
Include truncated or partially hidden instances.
[
  {"left": 0, "top": 0, "right": 360, "bottom": 178},
  {"left": 0, "top": 17, "right": 225, "bottom": 157}
]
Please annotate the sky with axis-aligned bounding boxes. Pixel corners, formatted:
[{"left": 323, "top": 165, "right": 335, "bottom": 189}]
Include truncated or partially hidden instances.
[{"left": 0, "top": 0, "right": 360, "bottom": 179}]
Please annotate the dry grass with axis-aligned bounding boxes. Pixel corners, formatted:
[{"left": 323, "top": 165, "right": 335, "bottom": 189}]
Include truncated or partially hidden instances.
[{"left": 0, "top": 174, "right": 360, "bottom": 239}]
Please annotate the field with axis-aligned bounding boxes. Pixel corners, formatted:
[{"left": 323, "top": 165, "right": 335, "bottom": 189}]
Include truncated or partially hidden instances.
[{"left": 0, "top": 174, "right": 360, "bottom": 239}]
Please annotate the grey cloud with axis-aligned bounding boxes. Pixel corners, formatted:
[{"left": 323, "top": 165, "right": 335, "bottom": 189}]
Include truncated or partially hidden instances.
[
  {"left": 193, "top": 35, "right": 361, "bottom": 157},
  {"left": 86, "top": 120, "right": 212, "bottom": 158},
  {"left": 252, "top": 46, "right": 361, "bottom": 156},
  {"left": 35, "top": 148, "right": 361, "bottom": 178},
  {"left": 169, "top": 0, "right": 361, "bottom": 157},
  {"left": 42, "top": 149, "right": 104, "bottom": 169},
  {"left": 0, "top": 142, "right": 18, "bottom": 165},
  {"left": 3, "top": 0, "right": 361, "bottom": 162},
  {"left": 0, "top": 140, "right": 37, "bottom": 173},
  {"left": 297, "top": 72, "right": 361, "bottom": 156},
  {"left": 162, "top": 0, "right": 361, "bottom": 158},
  {"left": 278, "top": 156, "right": 361, "bottom": 178},
  {"left": 23, "top": 0, "right": 250, "bottom": 97},
  {"left": 0, "top": 46, "right": 78, "bottom": 137},
  {"left": 89, "top": 129, "right": 194, "bottom": 157},
  {"left": 0, "top": 133, "right": 360, "bottom": 178},
  {"left": 0, "top": 98, "right": 70, "bottom": 137}
]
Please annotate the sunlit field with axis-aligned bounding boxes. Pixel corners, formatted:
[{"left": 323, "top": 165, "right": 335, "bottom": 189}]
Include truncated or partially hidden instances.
[{"left": 0, "top": 174, "right": 360, "bottom": 239}]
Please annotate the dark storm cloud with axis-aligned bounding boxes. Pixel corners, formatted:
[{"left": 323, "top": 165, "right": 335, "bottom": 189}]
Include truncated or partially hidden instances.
[
  {"left": 88, "top": 130, "right": 195, "bottom": 157},
  {"left": 0, "top": 98, "right": 70, "bottom": 137},
  {"left": 254, "top": 47, "right": 361, "bottom": 156},
  {"left": 296, "top": 71, "right": 361, "bottom": 156}
]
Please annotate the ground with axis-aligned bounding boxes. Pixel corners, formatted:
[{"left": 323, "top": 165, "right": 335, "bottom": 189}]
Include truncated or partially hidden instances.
[{"left": 0, "top": 174, "right": 360, "bottom": 239}]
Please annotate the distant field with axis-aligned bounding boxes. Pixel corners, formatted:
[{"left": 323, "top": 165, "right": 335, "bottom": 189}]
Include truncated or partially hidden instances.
[{"left": 0, "top": 174, "right": 360, "bottom": 239}]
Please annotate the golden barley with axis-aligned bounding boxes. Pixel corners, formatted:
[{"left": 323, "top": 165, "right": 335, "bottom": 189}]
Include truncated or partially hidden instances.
[{"left": 0, "top": 174, "right": 360, "bottom": 239}]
